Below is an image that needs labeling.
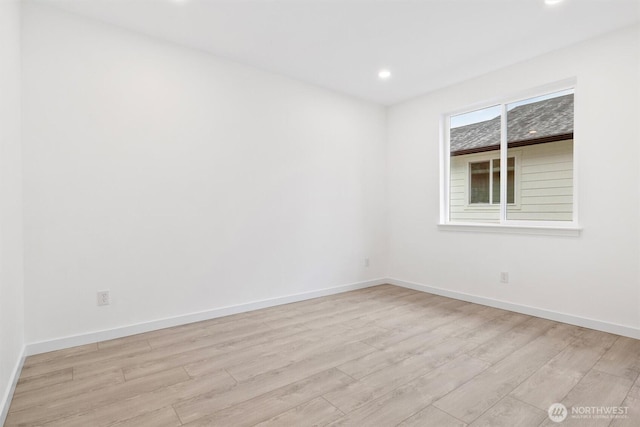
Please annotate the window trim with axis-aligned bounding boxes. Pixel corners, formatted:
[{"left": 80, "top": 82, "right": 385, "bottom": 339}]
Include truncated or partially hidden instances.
[{"left": 439, "top": 78, "right": 580, "bottom": 234}]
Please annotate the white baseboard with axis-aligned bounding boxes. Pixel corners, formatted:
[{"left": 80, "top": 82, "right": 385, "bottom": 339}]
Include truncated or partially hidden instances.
[
  {"left": 388, "top": 277, "right": 640, "bottom": 340},
  {"left": 0, "top": 346, "right": 26, "bottom": 426},
  {"left": 25, "top": 278, "right": 387, "bottom": 356},
  {"left": 19, "top": 275, "right": 640, "bottom": 368}
]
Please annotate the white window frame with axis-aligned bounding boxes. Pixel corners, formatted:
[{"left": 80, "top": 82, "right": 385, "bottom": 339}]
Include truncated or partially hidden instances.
[{"left": 439, "top": 78, "right": 580, "bottom": 236}]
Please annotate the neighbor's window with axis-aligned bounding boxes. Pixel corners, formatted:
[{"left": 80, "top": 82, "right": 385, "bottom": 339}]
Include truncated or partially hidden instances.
[
  {"left": 469, "top": 158, "right": 514, "bottom": 205},
  {"left": 444, "top": 85, "right": 575, "bottom": 226}
]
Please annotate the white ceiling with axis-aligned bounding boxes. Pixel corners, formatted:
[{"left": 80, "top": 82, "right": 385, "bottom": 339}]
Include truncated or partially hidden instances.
[{"left": 34, "top": 0, "right": 640, "bottom": 105}]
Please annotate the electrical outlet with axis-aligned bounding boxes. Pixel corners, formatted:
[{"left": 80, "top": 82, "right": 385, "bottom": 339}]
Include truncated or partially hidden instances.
[
  {"left": 97, "top": 290, "right": 110, "bottom": 306},
  {"left": 500, "top": 272, "right": 509, "bottom": 284},
  {"left": 364, "top": 257, "right": 370, "bottom": 267}
]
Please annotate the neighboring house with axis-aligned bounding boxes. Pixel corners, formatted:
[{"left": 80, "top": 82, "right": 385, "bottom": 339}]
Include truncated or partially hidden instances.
[{"left": 449, "top": 94, "right": 574, "bottom": 222}]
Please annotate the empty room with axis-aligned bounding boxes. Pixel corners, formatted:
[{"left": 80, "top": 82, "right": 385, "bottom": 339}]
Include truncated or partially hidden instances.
[{"left": 1, "top": 0, "right": 640, "bottom": 426}]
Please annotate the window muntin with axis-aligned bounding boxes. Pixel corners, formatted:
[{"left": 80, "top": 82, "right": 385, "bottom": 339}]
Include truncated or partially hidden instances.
[{"left": 444, "top": 85, "right": 575, "bottom": 226}]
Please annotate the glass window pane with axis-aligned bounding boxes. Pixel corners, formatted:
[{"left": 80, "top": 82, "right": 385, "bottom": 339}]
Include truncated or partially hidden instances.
[
  {"left": 507, "top": 157, "right": 515, "bottom": 204},
  {"left": 506, "top": 90, "right": 574, "bottom": 221},
  {"left": 449, "top": 105, "right": 501, "bottom": 223},
  {"left": 450, "top": 105, "right": 501, "bottom": 155},
  {"left": 470, "top": 161, "right": 490, "bottom": 204},
  {"left": 491, "top": 158, "right": 515, "bottom": 204},
  {"left": 506, "top": 89, "right": 573, "bottom": 142}
]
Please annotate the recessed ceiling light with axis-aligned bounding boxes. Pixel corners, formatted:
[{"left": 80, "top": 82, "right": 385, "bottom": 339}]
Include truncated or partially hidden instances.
[
  {"left": 529, "top": 130, "right": 537, "bottom": 134},
  {"left": 378, "top": 69, "right": 392, "bottom": 80},
  {"left": 544, "top": 0, "right": 563, "bottom": 6}
]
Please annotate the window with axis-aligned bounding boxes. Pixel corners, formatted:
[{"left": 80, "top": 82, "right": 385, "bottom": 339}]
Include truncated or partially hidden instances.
[
  {"left": 469, "top": 158, "right": 514, "bottom": 204},
  {"left": 469, "top": 161, "right": 490, "bottom": 204},
  {"left": 442, "top": 83, "right": 576, "bottom": 229}
]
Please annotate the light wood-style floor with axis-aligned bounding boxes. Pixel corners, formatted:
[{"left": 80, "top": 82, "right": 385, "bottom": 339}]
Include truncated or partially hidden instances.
[{"left": 5, "top": 285, "right": 640, "bottom": 426}]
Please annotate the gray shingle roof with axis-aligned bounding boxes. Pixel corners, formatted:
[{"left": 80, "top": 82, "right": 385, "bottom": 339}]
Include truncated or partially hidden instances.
[{"left": 450, "top": 94, "right": 574, "bottom": 155}]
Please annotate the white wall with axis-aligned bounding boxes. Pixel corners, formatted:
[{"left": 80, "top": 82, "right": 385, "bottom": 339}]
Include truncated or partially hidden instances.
[
  {"left": 388, "top": 25, "right": 640, "bottom": 330},
  {"left": 21, "top": 4, "right": 387, "bottom": 345},
  {"left": 0, "top": 0, "right": 25, "bottom": 420},
  {"left": 16, "top": 4, "right": 640, "bottom": 353}
]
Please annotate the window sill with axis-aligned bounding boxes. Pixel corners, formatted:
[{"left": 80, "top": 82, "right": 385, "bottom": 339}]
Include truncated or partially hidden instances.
[{"left": 438, "top": 222, "right": 582, "bottom": 237}]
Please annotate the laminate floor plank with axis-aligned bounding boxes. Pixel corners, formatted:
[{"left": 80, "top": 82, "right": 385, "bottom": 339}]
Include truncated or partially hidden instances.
[
  {"left": 174, "top": 341, "right": 374, "bottom": 424},
  {"left": 592, "top": 336, "right": 640, "bottom": 382},
  {"left": 373, "top": 299, "right": 469, "bottom": 331},
  {"left": 6, "top": 285, "right": 640, "bottom": 427},
  {"left": 324, "top": 309, "right": 531, "bottom": 414},
  {"left": 452, "top": 312, "right": 530, "bottom": 345},
  {"left": 109, "top": 406, "right": 183, "bottom": 427},
  {"left": 336, "top": 329, "right": 447, "bottom": 379},
  {"left": 467, "top": 396, "right": 546, "bottom": 427},
  {"left": 300, "top": 293, "right": 423, "bottom": 332},
  {"left": 225, "top": 325, "right": 388, "bottom": 382},
  {"left": 19, "top": 339, "right": 152, "bottom": 379},
  {"left": 510, "top": 328, "right": 617, "bottom": 410},
  {"left": 76, "top": 322, "right": 311, "bottom": 380},
  {"left": 324, "top": 337, "right": 474, "bottom": 413},
  {"left": 181, "top": 323, "right": 385, "bottom": 380},
  {"left": 628, "top": 376, "right": 640, "bottom": 400},
  {"left": 397, "top": 405, "right": 467, "bottom": 427},
  {"left": 362, "top": 304, "right": 478, "bottom": 350},
  {"left": 182, "top": 370, "right": 353, "bottom": 427},
  {"left": 465, "top": 316, "right": 556, "bottom": 364},
  {"left": 147, "top": 318, "right": 273, "bottom": 350},
  {"left": 5, "top": 367, "right": 190, "bottom": 426},
  {"left": 43, "top": 370, "right": 236, "bottom": 427},
  {"left": 180, "top": 325, "right": 339, "bottom": 378},
  {"left": 610, "top": 395, "right": 640, "bottom": 427},
  {"left": 538, "top": 369, "right": 634, "bottom": 427},
  {"left": 22, "top": 343, "right": 98, "bottom": 368},
  {"left": 72, "top": 338, "right": 224, "bottom": 380},
  {"left": 13, "top": 367, "right": 73, "bottom": 395},
  {"left": 326, "top": 355, "right": 491, "bottom": 427},
  {"left": 433, "top": 323, "right": 583, "bottom": 423},
  {"left": 122, "top": 323, "right": 317, "bottom": 381},
  {"left": 8, "top": 368, "right": 125, "bottom": 413},
  {"left": 253, "top": 397, "right": 344, "bottom": 427},
  {"left": 265, "top": 294, "right": 413, "bottom": 332}
]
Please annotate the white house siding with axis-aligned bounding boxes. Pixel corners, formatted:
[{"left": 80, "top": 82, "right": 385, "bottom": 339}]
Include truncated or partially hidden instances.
[{"left": 450, "top": 139, "right": 573, "bottom": 222}]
